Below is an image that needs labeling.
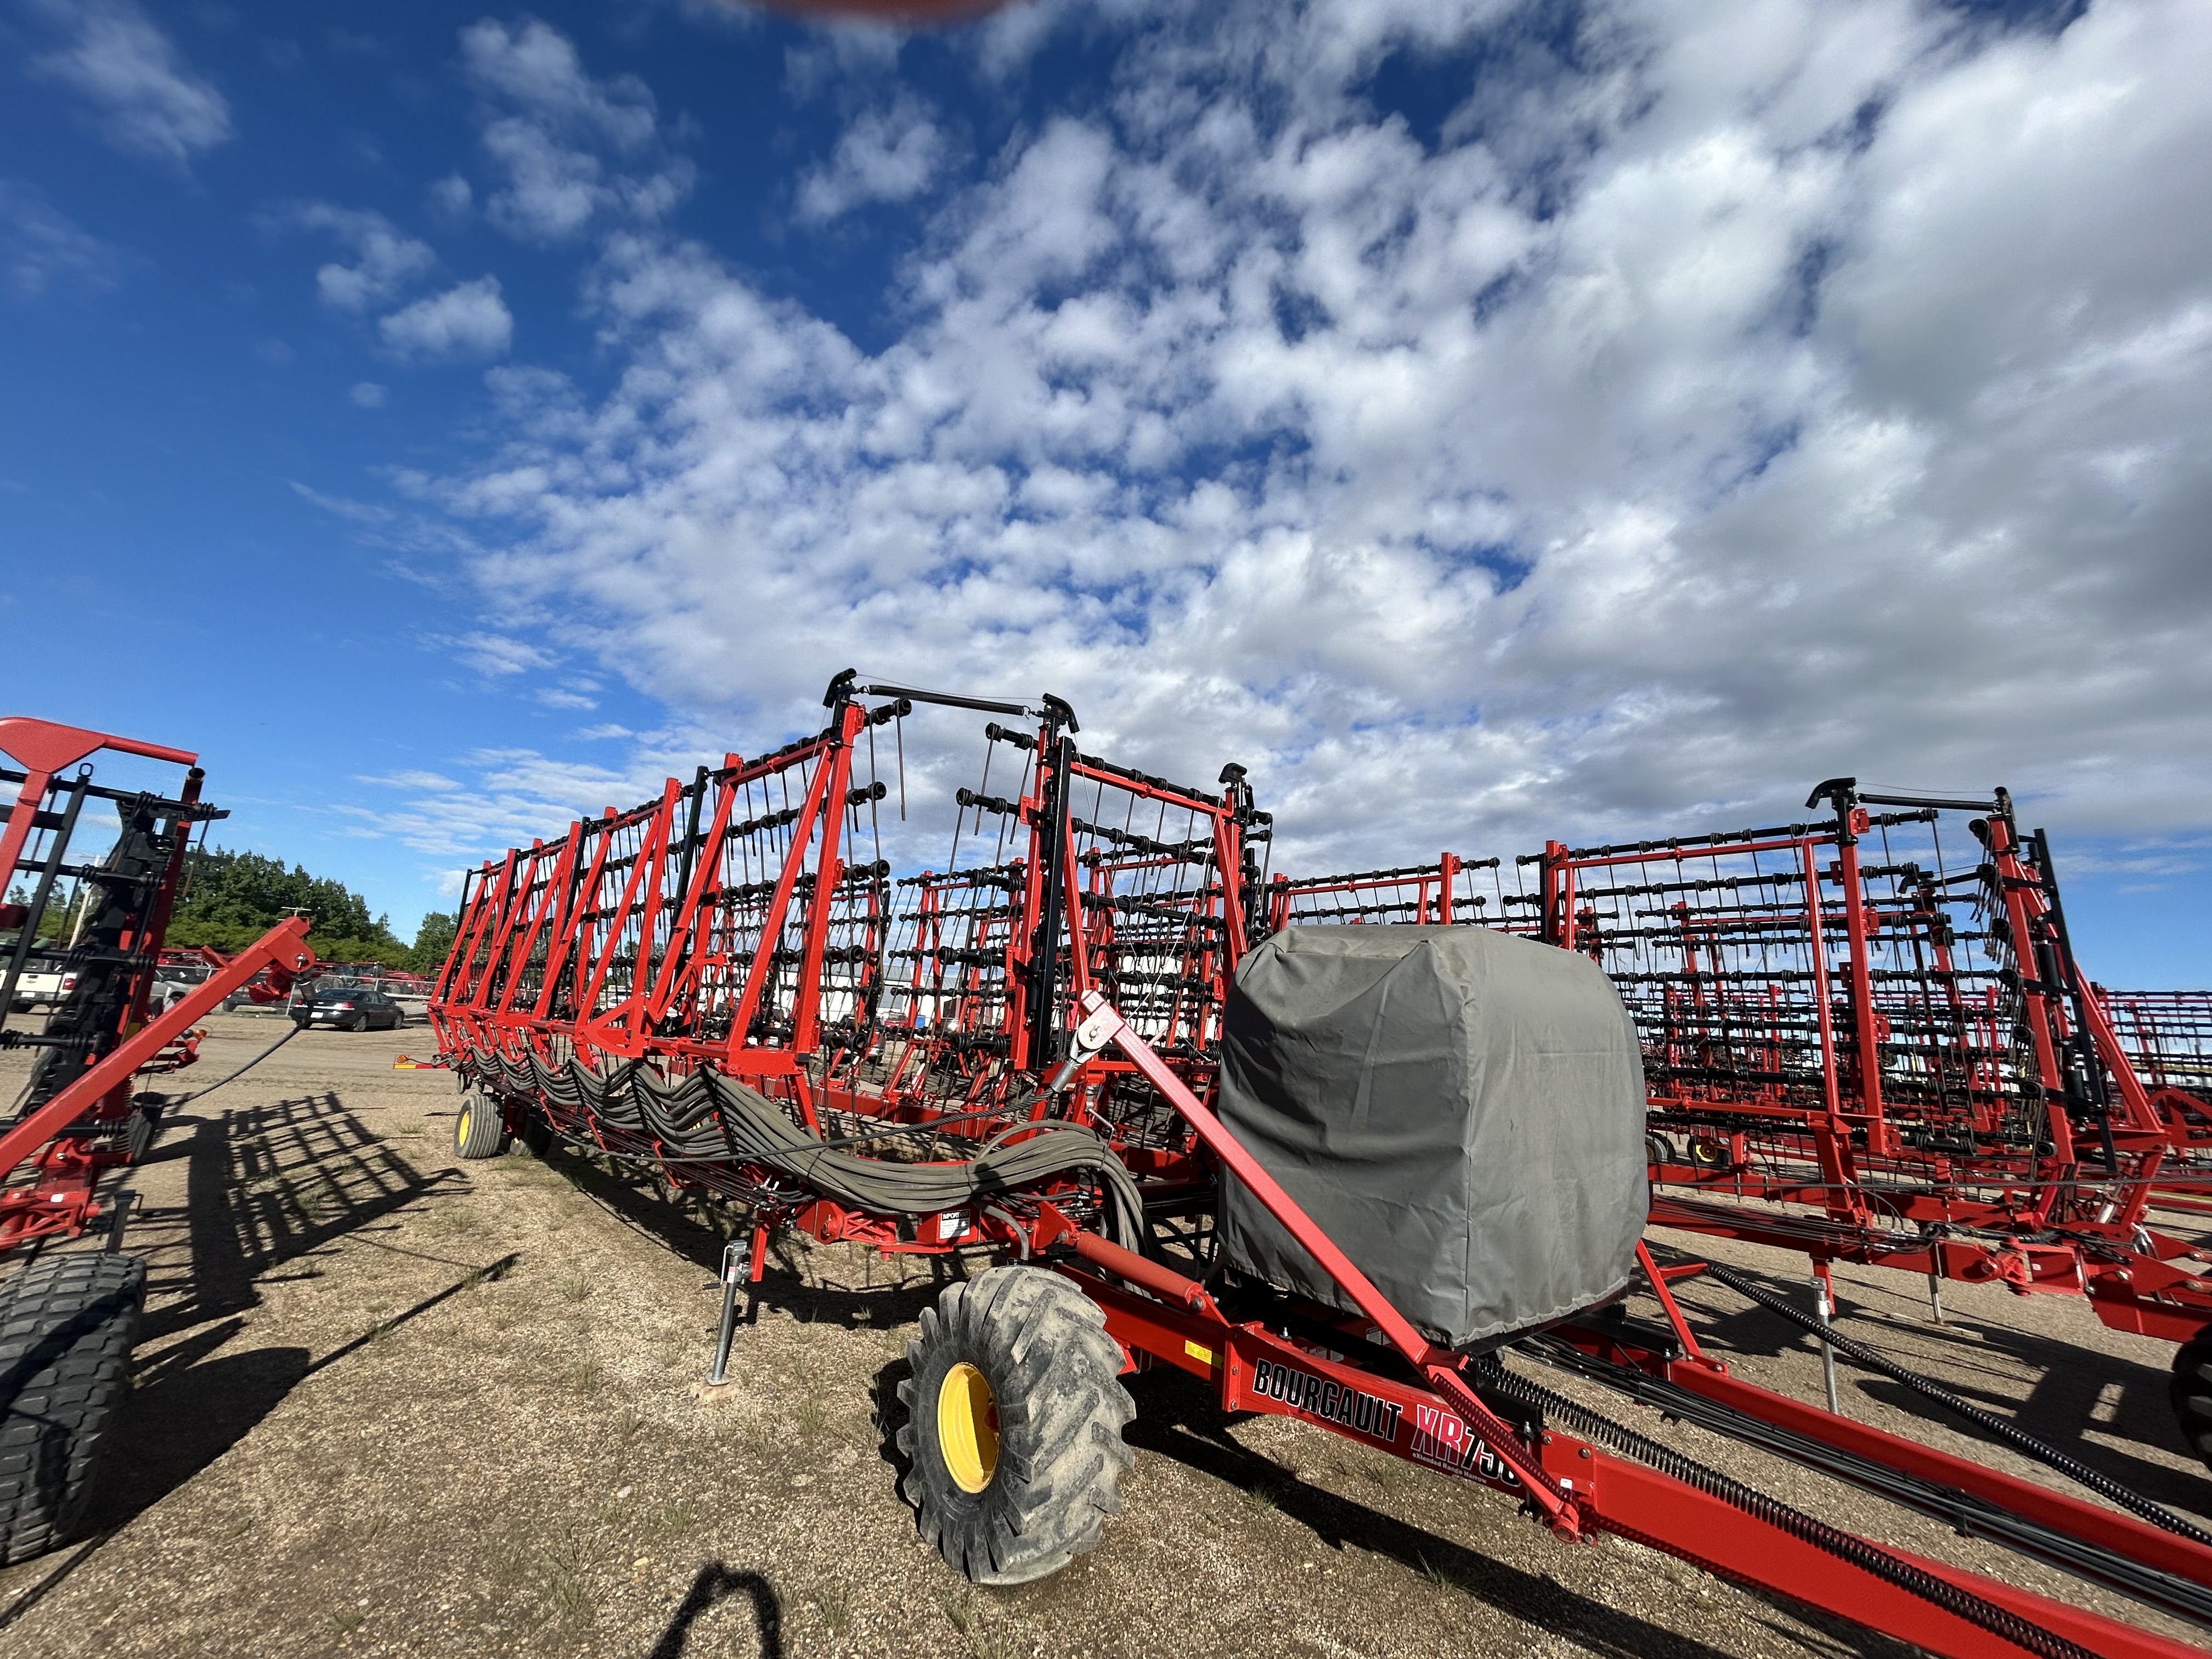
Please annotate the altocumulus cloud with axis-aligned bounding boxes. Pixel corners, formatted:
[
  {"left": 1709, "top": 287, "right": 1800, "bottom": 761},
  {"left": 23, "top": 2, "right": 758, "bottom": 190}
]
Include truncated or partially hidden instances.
[{"left": 398, "top": 0, "right": 2212, "bottom": 872}]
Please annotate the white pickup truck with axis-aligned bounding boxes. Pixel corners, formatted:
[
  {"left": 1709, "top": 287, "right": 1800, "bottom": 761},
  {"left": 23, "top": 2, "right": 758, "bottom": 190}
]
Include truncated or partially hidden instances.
[
  {"left": 9, "top": 968, "right": 202, "bottom": 1015},
  {"left": 8, "top": 967, "right": 78, "bottom": 1014}
]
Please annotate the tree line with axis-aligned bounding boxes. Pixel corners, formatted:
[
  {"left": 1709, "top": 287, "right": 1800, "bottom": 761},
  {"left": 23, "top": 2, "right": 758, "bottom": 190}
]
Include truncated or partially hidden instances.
[{"left": 165, "top": 847, "right": 455, "bottom": 973}]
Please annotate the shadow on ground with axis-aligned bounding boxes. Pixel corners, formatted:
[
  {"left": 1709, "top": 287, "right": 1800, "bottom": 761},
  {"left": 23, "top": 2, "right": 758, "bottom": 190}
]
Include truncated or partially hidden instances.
[
  {"left": 865, "top": 1352, "right": 1908, "bottom": 1659},
  {"left": 644, "top": 1564, "right": 783, "bottom": 1658},
  {"left": 536, "top": 1141, "right": 956, "bottom": 1333},
  {"left": 142, "top": 1091, "right": 462, "bottom": 1340},
  {"left": 1650, "top": 1247, "right": 2212, "bottom": 1522},
  {"left": 92, "top": 1093, "right": 480, "bottom": 1535}
]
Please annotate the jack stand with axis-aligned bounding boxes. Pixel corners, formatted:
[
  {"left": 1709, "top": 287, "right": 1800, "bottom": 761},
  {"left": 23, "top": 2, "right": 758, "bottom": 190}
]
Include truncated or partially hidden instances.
[
  {"left": 1928, "top": 1270, "right": 1945, "bottom": 1325},
  {"left": 1813, "top": 1264, "right": 1842, "bottom": 1415},
  {"left": 706, "top": 1239, "right": 743, "bottom": 1386}
]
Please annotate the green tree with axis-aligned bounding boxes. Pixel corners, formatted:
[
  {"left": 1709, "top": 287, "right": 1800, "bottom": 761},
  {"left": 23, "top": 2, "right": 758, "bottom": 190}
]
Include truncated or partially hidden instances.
[
  {"left": 168, "top": 848, "right": 411, "bottom": 967},
  {"left": 5, "top": 883, "right": 84, "bottom": 943},
  {"left": 408, "top": 911, "right": 458, "bottom": 976}
]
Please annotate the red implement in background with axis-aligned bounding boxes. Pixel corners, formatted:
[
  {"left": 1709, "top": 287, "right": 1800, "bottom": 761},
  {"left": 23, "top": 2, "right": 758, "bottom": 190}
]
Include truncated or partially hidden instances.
[{"left": 2, "top": 716, "right": 317, "bottom": 1250}]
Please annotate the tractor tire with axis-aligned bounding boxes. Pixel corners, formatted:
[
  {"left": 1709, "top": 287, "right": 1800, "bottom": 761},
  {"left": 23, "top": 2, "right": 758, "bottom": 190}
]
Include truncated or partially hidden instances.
[
  {"left": 0, "top": 1252, "right": 146, "bottom": 1564},
  {"left": 896, "top": 1265, "right": 1133, "bottom": 1585},
  {"left": 454, "top": 1092, "right": 507, "bottom": 1160},
  {"left": 518, "top": 1114, "right": 554, "bottom": 1159},
  {"left": 2170, "top": 1335, "right": 2212, "bottom": 1470}
]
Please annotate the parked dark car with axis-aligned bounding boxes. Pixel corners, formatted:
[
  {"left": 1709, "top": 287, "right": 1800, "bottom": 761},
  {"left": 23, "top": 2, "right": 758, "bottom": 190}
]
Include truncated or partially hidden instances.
[{"left": 295, "top": 986, "right": 407, "bottom": 1032}]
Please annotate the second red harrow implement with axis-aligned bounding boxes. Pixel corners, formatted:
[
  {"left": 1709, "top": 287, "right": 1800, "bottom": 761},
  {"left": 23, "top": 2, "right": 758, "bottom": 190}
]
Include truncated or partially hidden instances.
[
  {"left": 1514, "top": 784, "right": 2212, "bottom": 1351},
  {"left": 433, "top": 678, "right": 2209, "bottom": 1659}
]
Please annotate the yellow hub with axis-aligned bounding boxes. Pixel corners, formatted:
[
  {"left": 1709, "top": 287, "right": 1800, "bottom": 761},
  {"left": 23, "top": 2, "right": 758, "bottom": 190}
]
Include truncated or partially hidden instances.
[
  {"left": 456, "top": 1104, "right": 472, "bottom": 1143},
  {"left": 937, "top": 1361, "right": 1000, "bottom": 1493}
]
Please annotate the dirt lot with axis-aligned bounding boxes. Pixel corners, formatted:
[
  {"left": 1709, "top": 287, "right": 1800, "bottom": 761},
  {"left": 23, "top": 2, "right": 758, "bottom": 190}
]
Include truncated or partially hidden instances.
[{"left": 2, "top": 1013, "right": 2208, "bottom": 1658}]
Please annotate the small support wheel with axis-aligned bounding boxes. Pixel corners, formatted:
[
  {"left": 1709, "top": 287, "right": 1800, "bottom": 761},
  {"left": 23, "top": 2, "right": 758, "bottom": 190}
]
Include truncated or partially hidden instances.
[
  {"left": 896, "top": 1265, "right": 1133, "bottom": 1585},
  {"left": 2170, "top": 1334, "right": 2212, "bottom": 1470},
  {"left": 518, "top": 1114, "right": 554, "bottom": 1159},
  {"left": 454, "top": 1092, "right": 508, "bottom": 1160},
  {"left": 0, "top": 1253, "right": 146, "bottom": 1564}
]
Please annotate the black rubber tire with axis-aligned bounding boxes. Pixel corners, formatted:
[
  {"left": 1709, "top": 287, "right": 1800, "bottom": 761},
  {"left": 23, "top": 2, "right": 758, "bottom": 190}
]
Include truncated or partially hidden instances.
[
  {"left": 896, "top": 1265, "right": 1133, "bottom": 1585},
  {"left": 454, "top": 1092, "right": 507, "bottom": 1160},
  {"left": 0, "top": 1252, "right": 146, "bottom": 1564},
  {"left": 2170, "top": 1336, "right": 2212, "bottom": 1470},
  {"left": 518, "top": 1114, "right": 554, "bottom": 1159}
]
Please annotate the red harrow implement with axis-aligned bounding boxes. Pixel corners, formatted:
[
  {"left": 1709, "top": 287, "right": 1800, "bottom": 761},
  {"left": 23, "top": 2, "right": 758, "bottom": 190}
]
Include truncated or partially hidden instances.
[
  {"left": 0, "top": 718, "right": 316, "bottom": 1562},
  {"left": 435, "top": 679, "right": 2212, "bottom": 1659},
  {"left": 1282, "top": 782, "right": 2212, "bottom": 1465},
  {"left": 1515, "top": 784, "right": 2212, "bottom": 1335}
]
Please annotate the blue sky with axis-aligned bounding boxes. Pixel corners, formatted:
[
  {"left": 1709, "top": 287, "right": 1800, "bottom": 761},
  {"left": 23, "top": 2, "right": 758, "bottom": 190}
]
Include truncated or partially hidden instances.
[{"left": 1, "top": 0, "right": 2207, "bottom": 985}]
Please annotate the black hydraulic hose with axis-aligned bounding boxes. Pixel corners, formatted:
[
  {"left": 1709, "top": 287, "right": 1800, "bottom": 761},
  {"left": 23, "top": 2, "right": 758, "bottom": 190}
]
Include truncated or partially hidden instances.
[
  {"left": 169, "top": 1020, "right": 301, "bottom": 1107},
  {"left": 1703, "top": 1261, "right": 2212, "bottom": 1548},
  {"left": 1473, "top": 1356, "right": 2099, "bottom": 1659}
]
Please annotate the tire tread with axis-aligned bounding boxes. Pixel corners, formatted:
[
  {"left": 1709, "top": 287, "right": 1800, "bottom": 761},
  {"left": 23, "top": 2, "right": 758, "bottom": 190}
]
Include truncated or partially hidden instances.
[
  {"left": 0, "top": 1253, "right": 145, "bottom": 1564},
  {"left": 898, "top": 1264, "right": 1133, "bottom": 1585}
]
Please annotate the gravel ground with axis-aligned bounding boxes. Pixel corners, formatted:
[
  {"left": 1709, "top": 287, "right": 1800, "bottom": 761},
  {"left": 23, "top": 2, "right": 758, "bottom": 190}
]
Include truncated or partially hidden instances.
[{"left": 0, "top": 1013, "right": 2207, "bottom": 1658}]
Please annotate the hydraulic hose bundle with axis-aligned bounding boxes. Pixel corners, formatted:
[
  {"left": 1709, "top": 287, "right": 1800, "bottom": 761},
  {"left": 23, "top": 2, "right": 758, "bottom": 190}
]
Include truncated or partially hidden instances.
[{"left": 460, "top": 1042, "right": 1147, "bottom": 1251}]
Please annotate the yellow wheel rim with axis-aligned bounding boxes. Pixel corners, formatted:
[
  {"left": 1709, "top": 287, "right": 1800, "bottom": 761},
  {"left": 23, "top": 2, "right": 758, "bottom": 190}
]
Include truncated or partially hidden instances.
[
  {"left": 456, "top": 1105, "right": 471, "bottom": 1144},
  {"left": 937, "top": 1361, "right": 1000, "bottom": 1493}
]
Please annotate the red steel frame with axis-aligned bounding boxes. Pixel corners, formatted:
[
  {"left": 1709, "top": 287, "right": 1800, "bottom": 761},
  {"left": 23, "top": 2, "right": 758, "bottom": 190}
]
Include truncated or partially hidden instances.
[
  {"left": 1280, "top": 785, "right": 2212, "bottom": 1346},
  {"left": 1263, "top": 851, "right": 1500, "bottom": 931},
  {"left": 1057, "top": 992, "right": 2208, "bottom": 1659},
  {"left": 431, "top": 681, "right": 1266, "bottom": 1242},
  {"left": 1501, "top": 782, "right": 2212, "bottom": 1345},
  {"left": 1, "top": 719, "right": 316, "bottom": 1253},
  {"left": 433, "top": 692, "right": 2210, "bottom": 1659}
]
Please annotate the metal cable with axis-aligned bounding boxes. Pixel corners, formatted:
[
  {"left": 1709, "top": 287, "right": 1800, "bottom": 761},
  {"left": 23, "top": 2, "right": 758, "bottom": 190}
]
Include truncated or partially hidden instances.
[
  {"left": 1474, "top": 1355, "right": 2098, "bottom": 1659},
  {"left": 169, "top": 1019, "right": 302, "bottom": 1107},
  {"left": 1703, "top": 1261, "right": 2212, "bottom": 1547}
]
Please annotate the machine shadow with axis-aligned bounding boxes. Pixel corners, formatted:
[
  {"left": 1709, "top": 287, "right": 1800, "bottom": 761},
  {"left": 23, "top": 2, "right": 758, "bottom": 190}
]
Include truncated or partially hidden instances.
[
  {"left": 1653, "top": 1251, "right": 2212, "bottom": 1521},
  {"left": 1118, "top": 1366, "right": 1914, "bottom": 1659},
  {"left": 644, "top": 1562, "right": 785, "bottom": 1659},
  {"left": 533, "top": 1139, "right": 951, "bottom": 1333},
  {"left": 141, "top": 1091, "right": 462, "bottom": 1340},
  {"left": 82, "top": 1092, "right": 481, "bottom": 1541}
]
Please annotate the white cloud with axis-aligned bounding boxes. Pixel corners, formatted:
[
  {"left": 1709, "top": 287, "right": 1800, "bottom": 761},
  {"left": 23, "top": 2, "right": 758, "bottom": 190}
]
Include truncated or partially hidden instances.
[
  {"left": 0, "top": 182, "right": 118, "bottom": 298},
  {"left": 290, "top": 479, "right": 394, "bottom": 523},
  {"left": 349, "top": 381, "right": 387, "bottom": 408},
  {"left": 433, "top": 631, "right": 552, "bottom": 676},
  {"left": 535, "top": 686, "right": 597, "bottom": 709},
  {"left": 460, "top": 17, "right": 692, "bottom": 244},
  {"left": 30, "top": 0, "right": 233, "bottom": 166},
  {"left": 795, "top": 98, "right": 947, "bottom": 223},
  {"left": 379, "top": 276, "right": 513, "bottom": 359},
  {"left": 357, "top": 769, "right": 461, "bottom": 792},
  {"left": 410, "top": 0, "right": 2212, "bottom": 877},
  {"left": 288, "top": 203, "right": 436, "bottom": 311},
  {"left": 342, "top": 746, "right": 676, "bottom": 858},
  {"left": 429, "top": 173, "right": 474, "bottom": 218}
]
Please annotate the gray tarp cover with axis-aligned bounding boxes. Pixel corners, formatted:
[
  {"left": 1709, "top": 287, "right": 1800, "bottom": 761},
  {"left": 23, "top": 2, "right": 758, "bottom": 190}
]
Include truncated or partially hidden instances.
[{"left": 1216, "top": 926, "right": 1649, "bottom": 1348}]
